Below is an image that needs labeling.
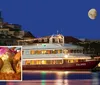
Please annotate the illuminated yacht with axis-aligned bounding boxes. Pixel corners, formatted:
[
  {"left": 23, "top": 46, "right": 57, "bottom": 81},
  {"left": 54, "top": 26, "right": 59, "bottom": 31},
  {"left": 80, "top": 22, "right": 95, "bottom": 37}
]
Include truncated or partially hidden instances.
[{"left": 22, "top": 34, "right": 99, "bottom": 70}]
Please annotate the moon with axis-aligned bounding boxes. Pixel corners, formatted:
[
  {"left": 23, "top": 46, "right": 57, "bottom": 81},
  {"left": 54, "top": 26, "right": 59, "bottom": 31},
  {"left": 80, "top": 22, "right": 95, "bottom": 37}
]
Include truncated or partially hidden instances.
[{"left": 88, "top": 8, "right": 97, "bottom": 20}]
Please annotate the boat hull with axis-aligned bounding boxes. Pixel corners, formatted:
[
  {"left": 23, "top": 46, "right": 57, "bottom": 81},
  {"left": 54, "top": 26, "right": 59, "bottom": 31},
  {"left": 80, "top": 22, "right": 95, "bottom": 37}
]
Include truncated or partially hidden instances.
[{"left": 23, "top": 60, "right": 100, "bottom": 71}]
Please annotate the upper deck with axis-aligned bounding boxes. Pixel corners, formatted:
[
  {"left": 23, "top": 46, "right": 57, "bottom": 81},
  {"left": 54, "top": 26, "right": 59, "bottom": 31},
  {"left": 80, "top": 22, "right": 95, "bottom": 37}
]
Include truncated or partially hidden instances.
[{"left": 22, "top": 43, "right": 91, "bottom": 60}]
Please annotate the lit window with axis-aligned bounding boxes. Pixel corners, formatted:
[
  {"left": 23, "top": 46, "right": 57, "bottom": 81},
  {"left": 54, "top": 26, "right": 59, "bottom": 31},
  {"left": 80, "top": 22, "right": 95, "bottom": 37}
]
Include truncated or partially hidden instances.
[
  {"left": 37, "top": 50, "right": 41, "bottom": 54},
  {"left": 68, "top": 60, "right": 74, "bottom": 63},
  {"left": 52, "top": 50, "right": 56, "bottom": 54},
  {"left": 47, "top": 50, "right": 51, "bottom": 54},
  {"left": 30, "top": 50, "right": 35, "bottom": 54},
  {"left": 42, "top": 50, "right": 46, "bottom": 54},
  {"left": 25, "top": 60, "right": 30, "bottom": 65},
  {"left": 38, "top": 60, "right": 42, "bottom": 64},
  {"left": 46, "top": 60, "right": 51, "bottom": 64},
  {"left": 75, "top": 59, "right": 78, "bottom": 62},
  {"left": 35, "top": 50, "right": 41, "bottom": 54},
  {"left": 63, "top": 49, "right": 68, "bottom": 54},
  {"left": 52, "top": 60, "right": 56, "bottom": 64},
  {"left": 31, "top": 60, "right": 34, "bottom": 65},
  {"left": 42, "top": 60, "right": 46, "bottom": 64},
  {"left": 58, "top": 50, "right": 62, "bottom": 53},
  {"left": 57, "top": 60, "right": 63, "bottom": 64}
]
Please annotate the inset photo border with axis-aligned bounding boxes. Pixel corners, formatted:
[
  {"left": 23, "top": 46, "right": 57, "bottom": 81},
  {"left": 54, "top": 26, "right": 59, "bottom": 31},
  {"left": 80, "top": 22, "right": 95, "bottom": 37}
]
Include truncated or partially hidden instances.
[{"left": 0, "top": 46, "right": 22, "bottom": 81}]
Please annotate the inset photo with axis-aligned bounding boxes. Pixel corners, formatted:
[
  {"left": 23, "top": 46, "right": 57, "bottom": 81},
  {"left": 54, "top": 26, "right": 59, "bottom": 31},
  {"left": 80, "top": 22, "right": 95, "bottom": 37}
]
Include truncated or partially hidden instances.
[{"left": 0, "top": 46, "right": 22, "bottom": 81}]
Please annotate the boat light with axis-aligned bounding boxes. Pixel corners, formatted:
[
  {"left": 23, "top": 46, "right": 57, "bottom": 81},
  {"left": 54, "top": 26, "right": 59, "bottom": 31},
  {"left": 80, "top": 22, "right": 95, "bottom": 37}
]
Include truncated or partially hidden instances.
[
  {"left": 42, "top": 44, "right": 46, "bottom": 47},
  {"left": 64, "top": 54, "right": 69, "bottom": 58},
  {"left": 58, "top": 36, "right": 62, "bottom": 39}
]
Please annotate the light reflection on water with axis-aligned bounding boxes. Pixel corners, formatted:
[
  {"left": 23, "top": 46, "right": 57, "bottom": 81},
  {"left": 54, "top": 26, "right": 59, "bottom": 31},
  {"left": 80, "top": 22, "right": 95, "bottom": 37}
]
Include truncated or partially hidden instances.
[{"left": 4, "top": 71, "right": 100, "bottom": 85}]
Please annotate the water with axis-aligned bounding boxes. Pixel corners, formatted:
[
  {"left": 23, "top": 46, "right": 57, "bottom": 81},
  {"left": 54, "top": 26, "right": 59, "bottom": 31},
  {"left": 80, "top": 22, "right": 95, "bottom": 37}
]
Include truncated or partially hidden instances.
[{"left": 0, "top": 71, "right": 100, "bottom": 85}]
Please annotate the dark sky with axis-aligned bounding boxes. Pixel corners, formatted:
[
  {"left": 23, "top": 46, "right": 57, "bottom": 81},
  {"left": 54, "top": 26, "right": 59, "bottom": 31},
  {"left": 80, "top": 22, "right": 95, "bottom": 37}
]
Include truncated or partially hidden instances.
[{"left": 0, "top": 0, "right": 100, "bottom": 39}]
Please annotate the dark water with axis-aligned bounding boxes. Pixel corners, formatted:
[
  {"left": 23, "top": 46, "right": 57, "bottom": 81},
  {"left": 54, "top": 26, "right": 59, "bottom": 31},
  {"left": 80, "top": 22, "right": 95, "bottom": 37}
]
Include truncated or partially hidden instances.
[{"left": 0, "top": 71, "right": 100, "bottom": 85}]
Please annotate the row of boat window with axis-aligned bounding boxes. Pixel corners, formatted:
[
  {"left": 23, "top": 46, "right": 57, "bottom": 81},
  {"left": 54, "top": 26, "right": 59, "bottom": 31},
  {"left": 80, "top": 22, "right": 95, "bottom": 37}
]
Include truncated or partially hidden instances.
[
  {"left": 23, "top": 49, "right": 83, "bottom": 55},
  {"left": 25, "top": 60, "right": 63, "bottom": 65},
  {"left": 24, "top": 59, "right": 86, "bottom": 65}
]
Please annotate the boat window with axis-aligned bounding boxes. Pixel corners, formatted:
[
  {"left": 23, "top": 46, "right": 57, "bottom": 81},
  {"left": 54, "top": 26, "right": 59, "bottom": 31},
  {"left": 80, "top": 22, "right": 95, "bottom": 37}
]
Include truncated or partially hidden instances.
[
  {"left": 24, "top": 50, "right": 30, "bottom": 55},
  {"left": 63, "top": 49, "right": 68, "bottom": 54},
  {"left": 71, "top": 50, "right": 74, "bottom": 53},
  {"left": 34, "top": 60, "right": 41, "bottom": 64},
  {"left": 76, "top": 50, "right": 82, "bottom": 53},
  {"left": 32, "top": 60, "right": 39, "bottom": 64},
  {"left": 70, "top": 60, "right": 74, "bottom": 63},
  {"left": 80, "top": 50, "right": 83, "bottom": 53},
  {"left": 52, "top": 50, "right": 57, "bottom": 54},
  {"left": 41, "top": 50, "right": 46, "bottom": 54},
  {"left": 30, "top": 50, "right": 35, "bottom": 54},
  {"left": 76, "top": 50, "right": 80, "bottom": 53},
  {"left": 46, "top": 50, "right": 49, "bottom": 54},
  {"left": 31, "top": 60, "right": 34, "bottom": 64},
  {"left": 56, "top": 60, "right": 63, "bottom": 64},
  {"left": 37, "top": 50, "right": 41, "bottom": 54},
  {"left": 69, "top": 50, "right": 73, "bottom": 53},
  {"left": 34, "top": 50, "right": 39, "bottom": 54},
  {"left": 25, "top": 60, "right": 30, "bottom": 65},
  {"left": 38, "top": 60, "right": 42, "bottom": 64},
  {"left": 73, "top": 50, "right": 76, "bottom": 53},
  {"left": 58, "top": 50, "right": 62, "bottom": 53},
  {"left": 67, "top": 50, "right": 70, "bottom": 53},
  {"left": 79, "top": 59, "right": 85, "bottom": 62},
  {"left": 42, "top": 60, "right": 46, "bottom": 64},
  {"left": 34, "top": 60, "right": 37, "bottom": 64},
  {"left": 75, "top": 59, "right": 78, "bottom": 62},
  {"left": 46, "top": 60, "right": 52, "bottom": 64},
  {"left": 55, "top": 50, "right": 59, "bottom": 54}
]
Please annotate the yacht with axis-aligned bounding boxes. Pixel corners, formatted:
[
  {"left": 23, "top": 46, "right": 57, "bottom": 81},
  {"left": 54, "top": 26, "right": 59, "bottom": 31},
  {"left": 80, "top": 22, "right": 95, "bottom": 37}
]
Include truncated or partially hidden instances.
[{"left": 22, "top": 34, "right": 99, "bottom": 70}]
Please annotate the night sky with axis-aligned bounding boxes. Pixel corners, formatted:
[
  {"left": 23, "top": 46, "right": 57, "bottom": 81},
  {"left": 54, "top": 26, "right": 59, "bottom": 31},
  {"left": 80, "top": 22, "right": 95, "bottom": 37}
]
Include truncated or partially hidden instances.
[{"left": 0, "top": 0, "right": 100, "bottom": 39}]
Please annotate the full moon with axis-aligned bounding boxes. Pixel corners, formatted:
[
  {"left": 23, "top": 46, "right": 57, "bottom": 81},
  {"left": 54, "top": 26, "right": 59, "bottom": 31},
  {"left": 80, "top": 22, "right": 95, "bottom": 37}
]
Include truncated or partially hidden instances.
[{"left": 88, "top": 8, "right": 97, "bottom": 20}]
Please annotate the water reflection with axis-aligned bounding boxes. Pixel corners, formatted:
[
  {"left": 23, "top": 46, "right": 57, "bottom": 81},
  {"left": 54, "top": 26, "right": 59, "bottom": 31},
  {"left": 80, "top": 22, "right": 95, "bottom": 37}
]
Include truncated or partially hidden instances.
[
  {"left": 1, "top": 71, "right": 100, "bottom": 85},
  {"left": 92, "top": 72, "right": 99, "bottom": 85}
]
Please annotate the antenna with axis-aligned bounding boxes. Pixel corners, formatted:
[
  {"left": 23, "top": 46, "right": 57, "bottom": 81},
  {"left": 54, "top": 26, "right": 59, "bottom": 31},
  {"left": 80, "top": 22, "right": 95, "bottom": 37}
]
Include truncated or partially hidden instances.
[
  {"left": 0, "top": 9, "right": 3, "bottom": 23},
  {"left": 57, "top": 30, "right": 59, "bottom": 34}
]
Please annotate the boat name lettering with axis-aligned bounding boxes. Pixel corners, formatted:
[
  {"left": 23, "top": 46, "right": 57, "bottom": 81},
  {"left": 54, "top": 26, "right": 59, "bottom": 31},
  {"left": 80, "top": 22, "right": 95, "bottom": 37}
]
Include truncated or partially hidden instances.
[{"left": 76, "top": 63, "right": 86, "bottom": 66}]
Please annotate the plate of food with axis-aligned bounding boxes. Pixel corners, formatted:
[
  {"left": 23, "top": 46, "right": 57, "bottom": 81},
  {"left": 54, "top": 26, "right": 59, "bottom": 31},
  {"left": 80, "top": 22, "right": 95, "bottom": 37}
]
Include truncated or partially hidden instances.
[{"left": 0, "top": 46, "right": 22, "bottom": 81}]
